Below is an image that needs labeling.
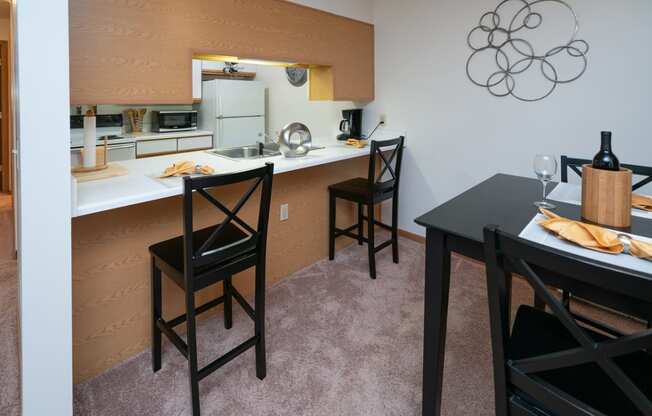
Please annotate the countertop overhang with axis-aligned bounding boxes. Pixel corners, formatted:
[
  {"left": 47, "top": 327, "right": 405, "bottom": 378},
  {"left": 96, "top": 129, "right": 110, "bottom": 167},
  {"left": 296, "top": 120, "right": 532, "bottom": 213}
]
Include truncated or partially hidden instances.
[{"left": 72, "top": 139, "right": 372, "bottom": 217}]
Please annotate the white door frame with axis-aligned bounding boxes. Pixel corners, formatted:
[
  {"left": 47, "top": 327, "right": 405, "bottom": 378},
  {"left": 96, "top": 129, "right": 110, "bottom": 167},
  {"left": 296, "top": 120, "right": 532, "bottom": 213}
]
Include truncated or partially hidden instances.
[{"left": 15, "top": 0, "right": 72, "bottom": 414}]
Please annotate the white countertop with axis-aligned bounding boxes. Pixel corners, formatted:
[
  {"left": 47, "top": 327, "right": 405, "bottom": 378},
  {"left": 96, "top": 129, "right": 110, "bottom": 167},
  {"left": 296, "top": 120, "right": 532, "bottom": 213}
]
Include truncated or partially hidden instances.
[{"left": 72, "top": 139, "right": 370, "bottom": 217}]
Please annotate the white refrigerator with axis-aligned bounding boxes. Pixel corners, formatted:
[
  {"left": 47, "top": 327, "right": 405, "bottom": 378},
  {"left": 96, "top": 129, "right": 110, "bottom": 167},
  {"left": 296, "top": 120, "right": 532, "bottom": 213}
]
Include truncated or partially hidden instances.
[{"left": 198, "top": 79, "right": 266, "bottom": 149}]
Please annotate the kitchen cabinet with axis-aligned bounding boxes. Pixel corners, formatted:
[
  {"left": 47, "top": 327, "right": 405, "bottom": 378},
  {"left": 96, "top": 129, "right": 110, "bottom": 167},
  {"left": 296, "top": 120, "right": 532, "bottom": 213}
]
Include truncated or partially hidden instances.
[
  {"left": 192, "top": 59, "right": 202, "bottom": 102},
  {"left": 177, "top": 135, "right": 213, "bottom": 151},
  {"left": 136, "top": 139, "right": 178, "bottom": 157},
  {"left": 69, "top": 0, "right": 374, "bottom": 104}
]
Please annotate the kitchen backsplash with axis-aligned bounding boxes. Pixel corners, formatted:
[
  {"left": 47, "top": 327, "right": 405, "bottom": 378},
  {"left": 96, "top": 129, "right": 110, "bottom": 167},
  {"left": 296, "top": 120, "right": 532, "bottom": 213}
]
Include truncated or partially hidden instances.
[{"left": 71, "top": 104, "right": 193, "bottom": 133}]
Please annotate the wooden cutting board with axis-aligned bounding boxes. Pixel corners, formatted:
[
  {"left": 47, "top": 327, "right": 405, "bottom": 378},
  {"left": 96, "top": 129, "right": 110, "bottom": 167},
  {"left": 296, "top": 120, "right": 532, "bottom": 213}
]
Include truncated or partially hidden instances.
[{"left": 72, "top": 163, "right": 129, "bottom": 183}]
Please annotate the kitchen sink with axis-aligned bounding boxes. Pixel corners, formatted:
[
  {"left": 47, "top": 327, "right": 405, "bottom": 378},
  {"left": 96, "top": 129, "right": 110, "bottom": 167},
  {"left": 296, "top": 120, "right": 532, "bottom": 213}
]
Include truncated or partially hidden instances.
[{"left": 207, "top": 144, "right": 282, "bottom": 160}]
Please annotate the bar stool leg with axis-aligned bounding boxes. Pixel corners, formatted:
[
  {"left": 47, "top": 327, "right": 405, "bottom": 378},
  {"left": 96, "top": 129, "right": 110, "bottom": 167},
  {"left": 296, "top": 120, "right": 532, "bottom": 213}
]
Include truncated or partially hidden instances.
[
  {"left": 185, "top": 291, "right": 201, "bottom": 416},
  {"left": 391, "top": 196, "right": 399, "bottom": 264},
  {"left": 254, "top": 260, "right": 267, "bottom": 380},
  {"left": 367, "top": 203, "right": 377, "bottom": 279},
  {"left": 329, "top": 192, "right": 336, "bottom": 260},
  {"left": 224, "top": 277, "right": 233, "bottom": 330},
  {"left": 562, "top": 290, "right": 571, "bottom": 310},
  {"left": 151, "top": 259, "right": 162, "bottom": 373},
  {"left": 357, "top": 203, "right": 364, "bottom": 245}
]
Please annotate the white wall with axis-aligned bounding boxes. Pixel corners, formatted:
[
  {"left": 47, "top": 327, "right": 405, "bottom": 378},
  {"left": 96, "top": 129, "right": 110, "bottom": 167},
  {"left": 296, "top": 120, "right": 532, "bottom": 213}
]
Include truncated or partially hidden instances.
[
  {"left": 366, "top": 0, "right": 652, "bottom": 235},
  {"left": 16, "top": 0, "right": 72, "bottom": 415},
  {"left": 287, "top": 0, "right": 373, "bottom": 23}
]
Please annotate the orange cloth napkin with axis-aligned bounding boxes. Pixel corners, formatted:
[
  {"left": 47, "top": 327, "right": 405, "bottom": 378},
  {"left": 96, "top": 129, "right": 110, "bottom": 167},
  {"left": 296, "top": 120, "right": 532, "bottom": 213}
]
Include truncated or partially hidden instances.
[
  {"left": 538, "top": 209, "right": 652, "bottom": 260},
  {"left": 160, "top": 161, "right": 215, "bottom": 178},
  {"left": 632, "top": 194, "right": 652, "bottom": 212},
  {"left": 346, "top": 138, "right": 368, "bottom": 149}
]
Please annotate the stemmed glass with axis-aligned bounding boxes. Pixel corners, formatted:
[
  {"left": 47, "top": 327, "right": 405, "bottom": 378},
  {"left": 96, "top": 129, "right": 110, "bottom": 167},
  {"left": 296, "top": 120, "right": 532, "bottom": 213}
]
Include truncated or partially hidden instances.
[{"left": 533, "top": 154, "right": 558, "bottom": 209}]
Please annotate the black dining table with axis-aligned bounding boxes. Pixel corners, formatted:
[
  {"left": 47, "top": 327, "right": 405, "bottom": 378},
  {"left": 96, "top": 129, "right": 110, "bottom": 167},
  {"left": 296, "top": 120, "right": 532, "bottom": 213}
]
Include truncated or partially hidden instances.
[{"left": 414, "top": 173, "right": 652, "bottom": 416}]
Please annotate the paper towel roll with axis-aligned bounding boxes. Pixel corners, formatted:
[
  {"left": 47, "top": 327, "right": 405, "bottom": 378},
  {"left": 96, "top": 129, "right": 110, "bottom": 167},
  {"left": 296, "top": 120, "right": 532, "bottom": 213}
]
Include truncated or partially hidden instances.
[{"left": 83, "top": 115, "right": 97, "bottom": 168}]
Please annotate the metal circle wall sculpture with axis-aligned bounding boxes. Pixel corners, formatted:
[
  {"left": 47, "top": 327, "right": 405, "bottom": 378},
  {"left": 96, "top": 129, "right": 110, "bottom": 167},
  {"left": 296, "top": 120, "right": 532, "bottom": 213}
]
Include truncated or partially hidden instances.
[{"left": 466, "top": 0, "right": 589, "bottom": 102}]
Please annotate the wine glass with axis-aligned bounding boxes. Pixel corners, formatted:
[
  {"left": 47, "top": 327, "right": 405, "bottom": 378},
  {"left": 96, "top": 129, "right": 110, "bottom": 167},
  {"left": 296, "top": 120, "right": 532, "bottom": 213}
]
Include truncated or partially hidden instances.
[{"left": 533, "top": 154, "right": 558, "bottom": 209}]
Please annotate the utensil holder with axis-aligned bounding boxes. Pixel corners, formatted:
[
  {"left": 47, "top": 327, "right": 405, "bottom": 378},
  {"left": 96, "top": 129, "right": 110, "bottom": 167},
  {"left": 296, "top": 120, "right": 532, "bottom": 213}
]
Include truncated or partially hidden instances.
[{"left": 581, "top": 164, "right": 632, "bottom": 228}]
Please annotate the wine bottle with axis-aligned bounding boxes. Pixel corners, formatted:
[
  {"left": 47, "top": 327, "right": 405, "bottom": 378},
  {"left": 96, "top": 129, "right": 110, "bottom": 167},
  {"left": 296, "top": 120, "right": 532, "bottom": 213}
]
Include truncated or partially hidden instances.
[{"left": 592, "top": 131, "right": 620, "bottom": 171}]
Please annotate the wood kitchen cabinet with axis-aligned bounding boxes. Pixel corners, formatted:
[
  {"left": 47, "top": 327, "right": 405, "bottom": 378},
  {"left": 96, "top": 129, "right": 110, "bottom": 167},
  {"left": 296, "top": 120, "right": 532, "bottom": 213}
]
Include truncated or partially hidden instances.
[{"left": 68, "top": 0, "right": 374, "bottom": 104}]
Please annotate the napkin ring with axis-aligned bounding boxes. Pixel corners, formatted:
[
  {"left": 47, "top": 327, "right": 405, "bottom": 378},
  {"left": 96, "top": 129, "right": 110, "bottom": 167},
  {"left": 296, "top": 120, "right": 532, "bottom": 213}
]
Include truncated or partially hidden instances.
[{"left": 618, "top": 234, "right": 632, "bottom": 255}]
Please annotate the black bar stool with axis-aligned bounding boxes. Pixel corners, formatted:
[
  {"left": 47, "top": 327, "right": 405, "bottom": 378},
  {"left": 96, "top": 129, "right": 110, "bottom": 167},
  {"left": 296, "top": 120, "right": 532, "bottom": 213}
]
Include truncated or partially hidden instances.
[
  {"left": 149, "top": 163, "right": 274, "bottom": 416},
  {"left": 328, "top": 137, "right": 405, "bottom": 279}
]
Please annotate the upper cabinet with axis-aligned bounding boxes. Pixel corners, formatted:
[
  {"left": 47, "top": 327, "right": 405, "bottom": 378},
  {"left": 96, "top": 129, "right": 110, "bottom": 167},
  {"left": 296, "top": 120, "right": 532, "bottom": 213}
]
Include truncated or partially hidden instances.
[{"left": 69, "top": 0, "right": 375, "bottom": 104}]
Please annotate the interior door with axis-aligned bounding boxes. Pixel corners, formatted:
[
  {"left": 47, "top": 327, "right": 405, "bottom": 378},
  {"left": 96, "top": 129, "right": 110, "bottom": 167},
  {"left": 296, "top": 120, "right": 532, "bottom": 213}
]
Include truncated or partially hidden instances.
[
  {"left": 219, "top": 117, "right": 265, "bottom": 148},
  {"left": 218, "top": 81, "right": 265, "bottom": 117}
]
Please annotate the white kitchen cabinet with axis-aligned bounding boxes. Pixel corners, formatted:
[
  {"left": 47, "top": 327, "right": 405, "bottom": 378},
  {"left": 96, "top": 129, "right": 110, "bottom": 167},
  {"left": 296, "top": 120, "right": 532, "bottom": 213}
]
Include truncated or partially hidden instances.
[
  {"left": 192, "top": 59, "right": 202, "bottom": 102},
  {"left": 136, "top": 139, "right": 178, "bottom": 157},
  {"left": 177, "top": 135, "right": 213, "bottom": 152}
]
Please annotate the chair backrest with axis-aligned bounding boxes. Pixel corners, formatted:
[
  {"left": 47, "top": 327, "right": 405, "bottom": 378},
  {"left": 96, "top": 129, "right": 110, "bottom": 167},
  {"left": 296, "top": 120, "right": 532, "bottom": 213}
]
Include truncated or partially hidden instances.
[
  {"left": 368, "top": 136, "right": 405, "bottom": 195},
  {"left": 182, "top": 163, "right": 274, "bottom": 282},
  {"left": 483, "top": 226, "right": 652, "bottom": 416},
  {"left": 561, "top": 156, "right": 652, "bottom": 191}
]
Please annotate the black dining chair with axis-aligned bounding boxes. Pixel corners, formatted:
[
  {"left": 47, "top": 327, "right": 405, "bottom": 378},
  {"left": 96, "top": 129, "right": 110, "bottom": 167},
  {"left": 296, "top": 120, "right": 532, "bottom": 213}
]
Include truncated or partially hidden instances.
[
  {"left": 149, "top": 163, "right": 274, "bottom": 416},
  {"left": 328, "top": 137, "right": 405, "bottom": 279},
  {"left": 558, "top": 155, "right": 652, "bottom": 328},
  {"left": 483, "top": 226, "right": 652, "bottom": 416},
  {"left": 561, "top": 155, "right": 652, "bottom": 191}
]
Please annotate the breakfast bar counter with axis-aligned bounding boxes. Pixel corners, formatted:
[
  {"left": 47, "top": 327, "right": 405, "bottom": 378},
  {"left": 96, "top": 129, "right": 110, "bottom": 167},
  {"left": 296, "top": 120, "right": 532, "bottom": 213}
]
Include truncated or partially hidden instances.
[
  {"left": 71, "top": 139, "right": 373, "bottom": 383},
  {"left": 73, "top": 139, "right": 371, "bottom": 217}
]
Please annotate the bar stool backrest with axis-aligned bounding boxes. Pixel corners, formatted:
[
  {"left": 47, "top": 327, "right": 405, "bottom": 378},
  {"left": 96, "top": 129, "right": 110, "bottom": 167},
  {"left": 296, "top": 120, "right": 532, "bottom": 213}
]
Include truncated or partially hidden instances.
[
  {"left": 368, "top": 136, "right": 405, "bottom": 196},
  {"left": 181, "top": 163, "right": 274, "bottom": 282}
]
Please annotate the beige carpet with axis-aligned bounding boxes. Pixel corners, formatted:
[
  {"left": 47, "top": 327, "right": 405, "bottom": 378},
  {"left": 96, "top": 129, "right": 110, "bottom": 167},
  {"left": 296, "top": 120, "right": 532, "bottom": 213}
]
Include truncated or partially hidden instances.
[
  {"left": 0, "top": 192, "right": 18, "bottom": 415},
  {"left": 0, "top": 259, "right": 19, "bottom": 416},
  {"left": 71, "top": 235, "right": 641, "bottom": 416}
]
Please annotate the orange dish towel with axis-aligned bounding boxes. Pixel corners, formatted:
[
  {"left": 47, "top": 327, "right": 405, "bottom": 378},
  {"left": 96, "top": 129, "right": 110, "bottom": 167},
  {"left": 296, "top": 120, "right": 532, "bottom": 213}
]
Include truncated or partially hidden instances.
[
  {"left": 160, "top": 161, "right": 215, "bottom": 178},
  {"left": 346, "top": 138, "right": 368, "bottom": 149},
  {"left": 537, "top": 208, "right": 652, "bottom": 260},
  {"left": 632, "top": 193, "right": 652, "bottom": 212}
]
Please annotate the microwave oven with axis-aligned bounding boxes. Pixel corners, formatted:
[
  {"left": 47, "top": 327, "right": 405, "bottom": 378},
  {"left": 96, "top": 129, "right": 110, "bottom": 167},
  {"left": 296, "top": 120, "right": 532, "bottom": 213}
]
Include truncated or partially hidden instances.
[{"left": 151, "top": 110, "right": 198, "bottom": 132}]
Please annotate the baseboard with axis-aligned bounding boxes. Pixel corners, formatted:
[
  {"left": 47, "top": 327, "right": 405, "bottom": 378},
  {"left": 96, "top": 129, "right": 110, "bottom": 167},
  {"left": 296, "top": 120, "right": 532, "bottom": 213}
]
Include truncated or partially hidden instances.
[{"left": 398, "top": 229, "right": 425, "bottom": 244}]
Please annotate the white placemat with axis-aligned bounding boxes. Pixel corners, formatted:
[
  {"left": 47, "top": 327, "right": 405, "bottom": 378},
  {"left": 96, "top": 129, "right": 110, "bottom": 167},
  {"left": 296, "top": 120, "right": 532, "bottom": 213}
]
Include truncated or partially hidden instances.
[
  {"left": 547, "top": 183, "right": 652, "bottom": 220},
  {"left": 519, "top": 213, "right": 652, "bottom": 275}
]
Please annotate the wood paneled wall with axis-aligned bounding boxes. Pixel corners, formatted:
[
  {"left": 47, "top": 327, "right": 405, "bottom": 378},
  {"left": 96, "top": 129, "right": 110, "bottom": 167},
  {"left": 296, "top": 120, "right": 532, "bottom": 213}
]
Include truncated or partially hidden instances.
[
  {"left": 72, "top": 157, "right": 369, "bottom": 383},
  {"left": 69, "top": 0, "right": 374, "bottom": 104}
]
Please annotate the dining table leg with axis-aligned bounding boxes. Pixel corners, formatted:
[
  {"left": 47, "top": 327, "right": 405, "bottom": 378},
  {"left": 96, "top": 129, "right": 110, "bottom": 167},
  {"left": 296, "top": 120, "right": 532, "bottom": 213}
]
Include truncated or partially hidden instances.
[{"left": 422, "top": 228, "right": 451, "bottom": 416}]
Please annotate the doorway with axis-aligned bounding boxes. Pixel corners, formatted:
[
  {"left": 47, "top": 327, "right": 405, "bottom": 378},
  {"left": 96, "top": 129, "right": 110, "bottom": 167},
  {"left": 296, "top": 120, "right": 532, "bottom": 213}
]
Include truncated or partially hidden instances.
[{"left": 0, "top": 38, "right": 14, "bottom": 260}]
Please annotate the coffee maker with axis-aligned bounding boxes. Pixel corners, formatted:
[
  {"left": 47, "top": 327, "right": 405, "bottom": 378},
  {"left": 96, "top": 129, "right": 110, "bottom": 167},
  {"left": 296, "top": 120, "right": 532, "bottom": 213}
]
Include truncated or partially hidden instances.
[{"left": 337, "top": 109, "right": 363, "bottom": 141}]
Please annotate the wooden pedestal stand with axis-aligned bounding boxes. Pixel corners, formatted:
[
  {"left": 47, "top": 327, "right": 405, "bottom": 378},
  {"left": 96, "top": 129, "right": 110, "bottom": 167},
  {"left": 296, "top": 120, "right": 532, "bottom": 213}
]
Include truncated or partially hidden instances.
[{"left": 72, "top": 137, "right": 108, "bottom": 173}]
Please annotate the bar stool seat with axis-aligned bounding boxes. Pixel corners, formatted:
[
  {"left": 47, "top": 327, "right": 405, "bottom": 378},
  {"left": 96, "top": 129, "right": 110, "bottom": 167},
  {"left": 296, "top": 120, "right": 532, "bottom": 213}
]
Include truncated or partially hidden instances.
[
  {"left": 150, "top": 223, "right": 253, "bottom": 289},
  {"left": 329, "top": 177, "right": 393, "bottom": 203}
]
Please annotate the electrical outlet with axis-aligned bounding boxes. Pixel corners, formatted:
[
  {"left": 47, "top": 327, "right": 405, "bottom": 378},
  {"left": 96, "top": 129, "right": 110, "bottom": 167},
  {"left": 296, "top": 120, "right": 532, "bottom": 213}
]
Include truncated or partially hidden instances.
[
  {"left": 280, "top": 204, "right": 289, "bottom": 221},
  {"left": 379, "top": 114, "right": 387, "bottom": 125}
]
